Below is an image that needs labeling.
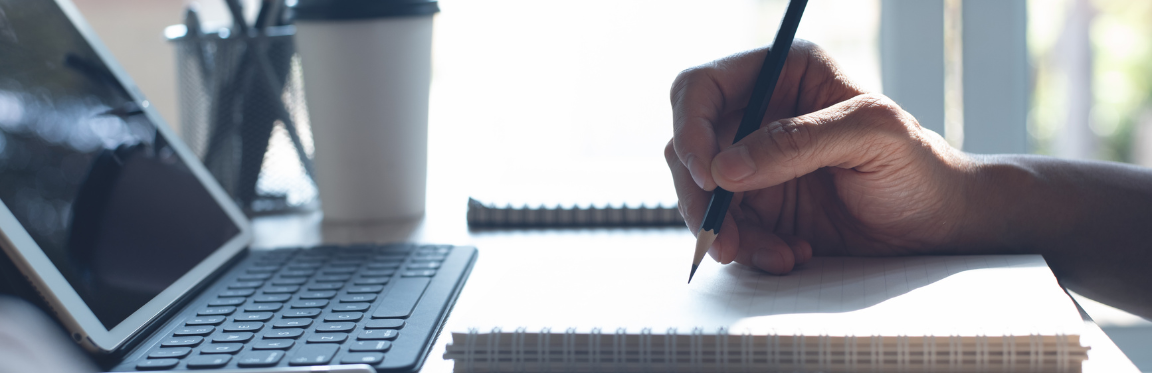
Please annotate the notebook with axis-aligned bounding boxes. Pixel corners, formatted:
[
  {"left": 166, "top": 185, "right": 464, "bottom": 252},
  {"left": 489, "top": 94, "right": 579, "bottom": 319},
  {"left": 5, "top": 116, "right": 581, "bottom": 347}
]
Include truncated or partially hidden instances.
[
  {"left": 465, "top": 158, "right": 683, "bottom": 228},
  {"left": 444, "top": 255, "right": 1089, "bottom": 372},
  {"left": 0, "top": 1, "right": 475, "bottom": 372}
]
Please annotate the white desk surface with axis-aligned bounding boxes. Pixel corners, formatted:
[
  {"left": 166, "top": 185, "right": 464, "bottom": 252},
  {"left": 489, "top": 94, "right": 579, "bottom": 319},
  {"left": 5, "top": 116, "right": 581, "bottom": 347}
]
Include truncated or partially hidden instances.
[{"left": 249, "top": 181, "right": 1140, "bottom": 373}]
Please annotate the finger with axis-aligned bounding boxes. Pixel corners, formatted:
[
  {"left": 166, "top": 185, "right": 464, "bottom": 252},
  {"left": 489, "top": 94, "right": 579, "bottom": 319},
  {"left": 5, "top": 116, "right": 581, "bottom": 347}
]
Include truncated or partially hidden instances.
[
  {"left": 710, "top": 210, "right": 740, "bottom": 264},
  {"left": 665, "top": 140, "right": 709, "bottom": 233},
  {"left": 670, "top": 47, "right": 772, "bottom": 191},
  {"left": 671, "top": 41, "right": 864, "bottom": 193},
  {"left": 731, "top": 227, "right": 797, "bottom": 275},
  {"left": 710, "top": 94, "right": 917, "bottom": 192},
  {"left": 778, "top": 233, "right": 813, "bottom": 266}
]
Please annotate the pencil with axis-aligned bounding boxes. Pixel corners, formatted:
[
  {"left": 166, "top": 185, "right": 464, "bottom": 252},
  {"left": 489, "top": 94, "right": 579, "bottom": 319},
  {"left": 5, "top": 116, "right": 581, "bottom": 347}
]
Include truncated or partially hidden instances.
[{"left": 689, "top": 0, "right": 808, "bottom": 284}]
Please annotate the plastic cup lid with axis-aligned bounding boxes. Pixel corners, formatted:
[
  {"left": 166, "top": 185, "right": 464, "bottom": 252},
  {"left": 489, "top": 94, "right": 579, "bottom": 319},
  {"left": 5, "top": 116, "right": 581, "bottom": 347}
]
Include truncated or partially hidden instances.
[{"left": 291, "top": 0, "right": 439, "bottom": 21}]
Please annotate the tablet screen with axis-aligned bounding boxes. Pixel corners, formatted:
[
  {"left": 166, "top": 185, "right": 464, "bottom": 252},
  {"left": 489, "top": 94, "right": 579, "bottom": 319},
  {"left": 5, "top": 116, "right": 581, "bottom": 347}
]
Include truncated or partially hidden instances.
[{"left": 0, "top": 0, "right": 240, "bottom": 329}]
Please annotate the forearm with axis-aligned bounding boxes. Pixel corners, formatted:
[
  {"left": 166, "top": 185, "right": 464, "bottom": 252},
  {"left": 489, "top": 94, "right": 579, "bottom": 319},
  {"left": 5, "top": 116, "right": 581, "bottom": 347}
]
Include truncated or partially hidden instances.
[{"left": 969, "top": 154, "right": 1152, "bottom": 317}]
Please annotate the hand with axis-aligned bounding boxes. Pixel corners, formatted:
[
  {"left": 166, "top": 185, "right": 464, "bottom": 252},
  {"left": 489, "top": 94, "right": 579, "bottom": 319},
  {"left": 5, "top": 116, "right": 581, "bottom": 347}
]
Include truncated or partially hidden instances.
[{"left": 666, "top": 41, "right": 977, "bottom": 274}]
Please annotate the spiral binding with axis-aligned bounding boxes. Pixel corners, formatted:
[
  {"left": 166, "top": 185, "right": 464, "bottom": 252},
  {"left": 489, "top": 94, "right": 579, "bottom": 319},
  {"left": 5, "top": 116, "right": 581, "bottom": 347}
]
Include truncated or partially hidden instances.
[{"left": 447, "top": 328, "right": 1090, "bottom": 372}]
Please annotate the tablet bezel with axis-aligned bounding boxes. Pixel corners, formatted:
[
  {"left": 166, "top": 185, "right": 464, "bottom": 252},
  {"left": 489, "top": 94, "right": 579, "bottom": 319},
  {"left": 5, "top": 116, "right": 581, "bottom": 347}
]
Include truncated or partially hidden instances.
[{"left": 0, "top": 0, "right": 252, "bottom": 354}]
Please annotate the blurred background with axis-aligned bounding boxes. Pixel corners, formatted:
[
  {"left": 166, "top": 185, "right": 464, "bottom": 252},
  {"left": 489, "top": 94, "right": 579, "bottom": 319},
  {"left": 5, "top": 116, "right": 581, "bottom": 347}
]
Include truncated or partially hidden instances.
[{"left": 67, "top": 0, "right": 1152, "bottom": 370}]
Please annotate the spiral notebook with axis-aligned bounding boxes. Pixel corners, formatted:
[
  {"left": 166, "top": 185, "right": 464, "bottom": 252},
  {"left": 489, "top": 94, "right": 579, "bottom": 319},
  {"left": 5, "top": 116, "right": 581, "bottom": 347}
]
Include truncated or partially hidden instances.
[
  {"left": 464, "top": 157, "right": 683, "bottom": 228},
  {"left": 443, "top": 255, "right": 1090, "bottom": 372}
]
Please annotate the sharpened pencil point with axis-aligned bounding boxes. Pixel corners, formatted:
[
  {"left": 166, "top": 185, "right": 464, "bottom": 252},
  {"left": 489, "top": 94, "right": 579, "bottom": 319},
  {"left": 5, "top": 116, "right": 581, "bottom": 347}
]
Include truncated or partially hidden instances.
[{"left": 688, "top": 229, "right": 717, "bottom": 284}]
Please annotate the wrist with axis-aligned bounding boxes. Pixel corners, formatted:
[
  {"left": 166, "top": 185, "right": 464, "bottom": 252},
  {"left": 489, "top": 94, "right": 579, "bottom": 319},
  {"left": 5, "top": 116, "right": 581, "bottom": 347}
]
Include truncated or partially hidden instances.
[{"left": 958, "top": 155, "right": 1077, "bottom": 255}]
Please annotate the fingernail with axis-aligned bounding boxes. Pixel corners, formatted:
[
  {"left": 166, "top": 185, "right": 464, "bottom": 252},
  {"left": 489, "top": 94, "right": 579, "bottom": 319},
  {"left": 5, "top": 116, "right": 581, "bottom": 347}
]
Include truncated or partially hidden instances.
[
  {"left": 685, "top": 153, "right": 707, "bottom": 189},
  {"left": 714, "top": 144, "right": 756, "bottom": 182}
]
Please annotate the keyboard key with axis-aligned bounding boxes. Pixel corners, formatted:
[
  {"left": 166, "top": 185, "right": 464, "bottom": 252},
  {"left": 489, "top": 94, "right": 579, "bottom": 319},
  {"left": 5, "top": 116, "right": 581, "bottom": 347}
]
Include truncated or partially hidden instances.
[
  {"left": 350, "top": 276, "right": 391, "bottom": 285},
  {"left": 341, "top": 352, "right": 385, "bottom": 365},
  {"left": 286, "top": 262, "right": 323, "bottom": 269},
  {"left": 238, "top": 273, "right": 272, "bottom": 281},
  {"left": 372, "top": 254, "right": 406, "bottom": 261},
  {"left": 244, "top": 303, "right": 282, "bottom": 312},
  {"left": 305, "top": 333, "right": 348, "bottom": 343},
  {"left": 416, "top": 246, "right": 452, "bottom": 256},
  {"left": 331, "top": 303, "right": 371, "bottom": 312},
  {"left": 228, "top": 281, "right": 264, "bottom": 289},
  {"left": 329, "top": 259, "right": 365, "bottom": 267},
  {"left": 262, "top": 285, "right": 300, "bottom": 294},
  {"left": 371, "top": 277, "right": 430, "bottom": 318},
  {"left": 222, "top": 322, "right": 264, "bottom": 332},
  {"left": 367, "top": 262, "right": 402, "bottom": 269},
  {"left": 288, "top": 344, "right": 338, "bottom": 365},
  {"left": 402, "top": 270, "right": 437, "bottom": 277},
  {"left": 247, "top": 266, "right": 280, "bottom": 274},
  {"left": 186, "top": 316, "right": 226, "bottom": 326},
  {"left": 252, "top": 294, "right": 291, "bottom": 303},
  {"left": 160, "top": 337, "right": 203, "bottom": 347},
  {"left": 207, "top": 298, "right": 245, "bottom": 307},
  {"left": 234, "top": 312, "right": 274, "bottom": 322},
  {"left": 359, "top": 269, "right": 395, "bottom": 278},
  {"left": 186, "top": 355, "right": 231, "bottom": 369},
  {"left": 339, "top": 294, "right": 376, "bottom": 303},
  {"left": 299, "top": 291, "right": 337, "bottom": 299},
  {"left": 411, "top": 255, "right": 447, "bottom": 263},
  {"left": 324, "top": 312, "right": 363, "bottom": 322},
  {"left": 282, "top": 309, "right": 322, "bottom": 318},
  {"left": 352, "top": 277, "right": 389, "bottom": 285},
  {"left": 148, "top": 347, "right": 192, "bottom": 358},
  {"left": 365, "top": 319, "right": 405, "bottom": 329},
  {"left": 173, "top": 326, "right": 215, "bottom": 336},
  {"left": 200, "top": 343, "right": 244, "bottom": 354},
  {"left": 290, "top": 300, "right": 328, "bottom": 308},
  {"left": 314, "top": 274, "right": 351, "bottom": 282},
  {"left": 252, "top": 340, "right": 294, "bottom": 350},
  {"left": 349, "top": 340, "right": 392, "bottom": 352},
  {"left": 237, "top": 350, "right": 285, "bottom": 367},
  {"left": 346, "top": 285, "right": 384, "bottom": 294},
  {"left": 218, "top": 289, "right": 255, "bottom": 297},
  {"left": 212, "top": 333, "right": 254, "bottom": 343},
  {"left": 321, "top": 267, "right": 358, "bottom": 274},
  {"left": 198, "top": 307, "right": 236, "bottom": 316},
  {"left": 262, "top": 329, "right": 304, "bottom": 339},
  {"left": 136, "top": 358, "right": 178, "bottom": 370},
  {"left": 271, "top": 277, "right": 308, "bottom": 285},
  {"left": 273, "top": 319, "right": 313, "bottom": 328},
  {"left": 315, "top": 322, "right": 355, "bottom": 332},
  {"left": 406, "top": 262, "right": 441, "bottom": 270},
  {"left": 358, "top": 329, "right": 399, "bottom": 340},
  {"left": 279, "top": 269, "right": 315, "bottom": 277},
  {"left": 306, "top": 282, "right": 344, "bottom": 291}
]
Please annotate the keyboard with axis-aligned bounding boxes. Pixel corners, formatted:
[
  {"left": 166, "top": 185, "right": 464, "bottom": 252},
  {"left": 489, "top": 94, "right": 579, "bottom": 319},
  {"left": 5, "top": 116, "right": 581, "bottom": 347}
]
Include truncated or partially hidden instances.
[{"left": 114, "top": 243, "right": 477, "bottom": 372}]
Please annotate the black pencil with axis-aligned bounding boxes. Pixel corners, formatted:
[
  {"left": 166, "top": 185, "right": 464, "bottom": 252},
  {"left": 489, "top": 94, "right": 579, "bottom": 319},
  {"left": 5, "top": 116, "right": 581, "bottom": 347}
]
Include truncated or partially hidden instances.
[{"left": 689, "top": 0, "right": 808, "bottom": 284}]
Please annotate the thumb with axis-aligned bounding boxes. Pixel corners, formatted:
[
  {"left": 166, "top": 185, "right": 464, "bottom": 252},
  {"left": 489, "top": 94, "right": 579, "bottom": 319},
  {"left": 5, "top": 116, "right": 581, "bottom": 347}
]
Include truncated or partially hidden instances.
[{"left": 710, "top": 94, "right": 921, "bottom": 192}]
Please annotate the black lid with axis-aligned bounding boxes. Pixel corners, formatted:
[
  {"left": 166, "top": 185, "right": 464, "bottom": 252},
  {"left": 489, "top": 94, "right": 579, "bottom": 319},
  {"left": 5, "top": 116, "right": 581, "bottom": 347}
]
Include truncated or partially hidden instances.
[{"left": 292, "top": 0, "right": 438, "bottom": 21}]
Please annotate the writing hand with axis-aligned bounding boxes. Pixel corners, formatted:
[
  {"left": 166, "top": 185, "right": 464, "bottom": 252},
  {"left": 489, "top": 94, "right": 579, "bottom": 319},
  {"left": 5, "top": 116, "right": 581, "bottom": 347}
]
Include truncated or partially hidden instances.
[{"left": 667, "top": 41, "right": 975, "bottom": 274}]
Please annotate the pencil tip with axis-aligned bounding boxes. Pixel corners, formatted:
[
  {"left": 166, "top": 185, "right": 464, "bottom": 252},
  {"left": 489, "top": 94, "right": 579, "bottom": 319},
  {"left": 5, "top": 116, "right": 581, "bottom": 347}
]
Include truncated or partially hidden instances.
[{"left": 688, "top": 264, "right": 699, "bottom": 284}]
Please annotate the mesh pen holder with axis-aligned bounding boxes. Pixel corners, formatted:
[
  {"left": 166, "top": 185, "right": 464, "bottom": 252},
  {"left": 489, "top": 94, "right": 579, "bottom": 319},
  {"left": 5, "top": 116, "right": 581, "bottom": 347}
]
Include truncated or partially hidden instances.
[{"left": 168, "top": 25, "right": 317, "bottom": 215}]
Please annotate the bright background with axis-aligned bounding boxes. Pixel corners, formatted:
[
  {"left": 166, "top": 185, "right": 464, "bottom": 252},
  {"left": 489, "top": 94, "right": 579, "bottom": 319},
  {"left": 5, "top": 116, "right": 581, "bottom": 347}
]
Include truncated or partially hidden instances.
[{"left": 65, "top": 0, "right": 1152, "bottom": 369}]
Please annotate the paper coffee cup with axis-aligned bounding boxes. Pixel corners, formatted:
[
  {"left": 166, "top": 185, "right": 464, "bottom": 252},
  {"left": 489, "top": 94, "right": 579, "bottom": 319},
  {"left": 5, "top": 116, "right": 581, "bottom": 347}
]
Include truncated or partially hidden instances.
[{"left": 292, "top": 0, "right": 438, "bottom": 222}]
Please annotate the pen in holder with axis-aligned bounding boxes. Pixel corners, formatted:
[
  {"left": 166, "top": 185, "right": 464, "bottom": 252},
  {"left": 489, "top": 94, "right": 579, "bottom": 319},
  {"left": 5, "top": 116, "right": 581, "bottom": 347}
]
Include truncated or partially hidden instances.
[{"left": 167, "top": 24, "right": 318, "bottom": 215}]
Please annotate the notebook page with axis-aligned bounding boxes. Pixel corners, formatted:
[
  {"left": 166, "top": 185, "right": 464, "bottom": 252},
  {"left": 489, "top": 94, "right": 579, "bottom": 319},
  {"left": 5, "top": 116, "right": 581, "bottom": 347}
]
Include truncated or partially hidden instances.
[{"left": 457, "top": 253, "right": 1083, "bottom": 338}]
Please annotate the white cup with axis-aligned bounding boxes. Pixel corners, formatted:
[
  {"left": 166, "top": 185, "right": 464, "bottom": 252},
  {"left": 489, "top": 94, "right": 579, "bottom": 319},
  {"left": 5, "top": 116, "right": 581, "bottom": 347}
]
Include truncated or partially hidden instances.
[{"left": 292, "top": 0, "right": 438, "bottom": 222}]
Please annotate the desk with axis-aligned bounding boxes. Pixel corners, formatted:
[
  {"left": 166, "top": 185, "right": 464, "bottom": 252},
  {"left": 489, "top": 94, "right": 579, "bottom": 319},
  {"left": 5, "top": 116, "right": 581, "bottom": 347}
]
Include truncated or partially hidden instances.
[{"left": 249, "top": 186, "right": 1142, "bottom": 373}]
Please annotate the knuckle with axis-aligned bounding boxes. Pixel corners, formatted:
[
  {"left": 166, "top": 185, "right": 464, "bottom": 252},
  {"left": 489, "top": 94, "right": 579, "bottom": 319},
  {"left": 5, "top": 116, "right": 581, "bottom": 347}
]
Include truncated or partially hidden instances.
[
  {"left": 764, "top": 120, "right": 814, "bottom": 170},
  {"left": 850, "top": 93, "right": 922, "bottom": 153},
  {"left": 664, "top": 139, "right": 678, "bottom": 165},
  {"left": 853, "top": 94, "right": 907, "bottom": 127},
  {"left": 670, "top": 66, "right": 709, "bottom": 102}
]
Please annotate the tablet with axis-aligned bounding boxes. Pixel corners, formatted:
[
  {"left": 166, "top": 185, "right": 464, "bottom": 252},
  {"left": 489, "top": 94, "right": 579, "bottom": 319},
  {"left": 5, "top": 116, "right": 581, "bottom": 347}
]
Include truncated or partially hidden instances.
[{"left": 0, "top": 0, "right": 251, "bottom": 354}]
